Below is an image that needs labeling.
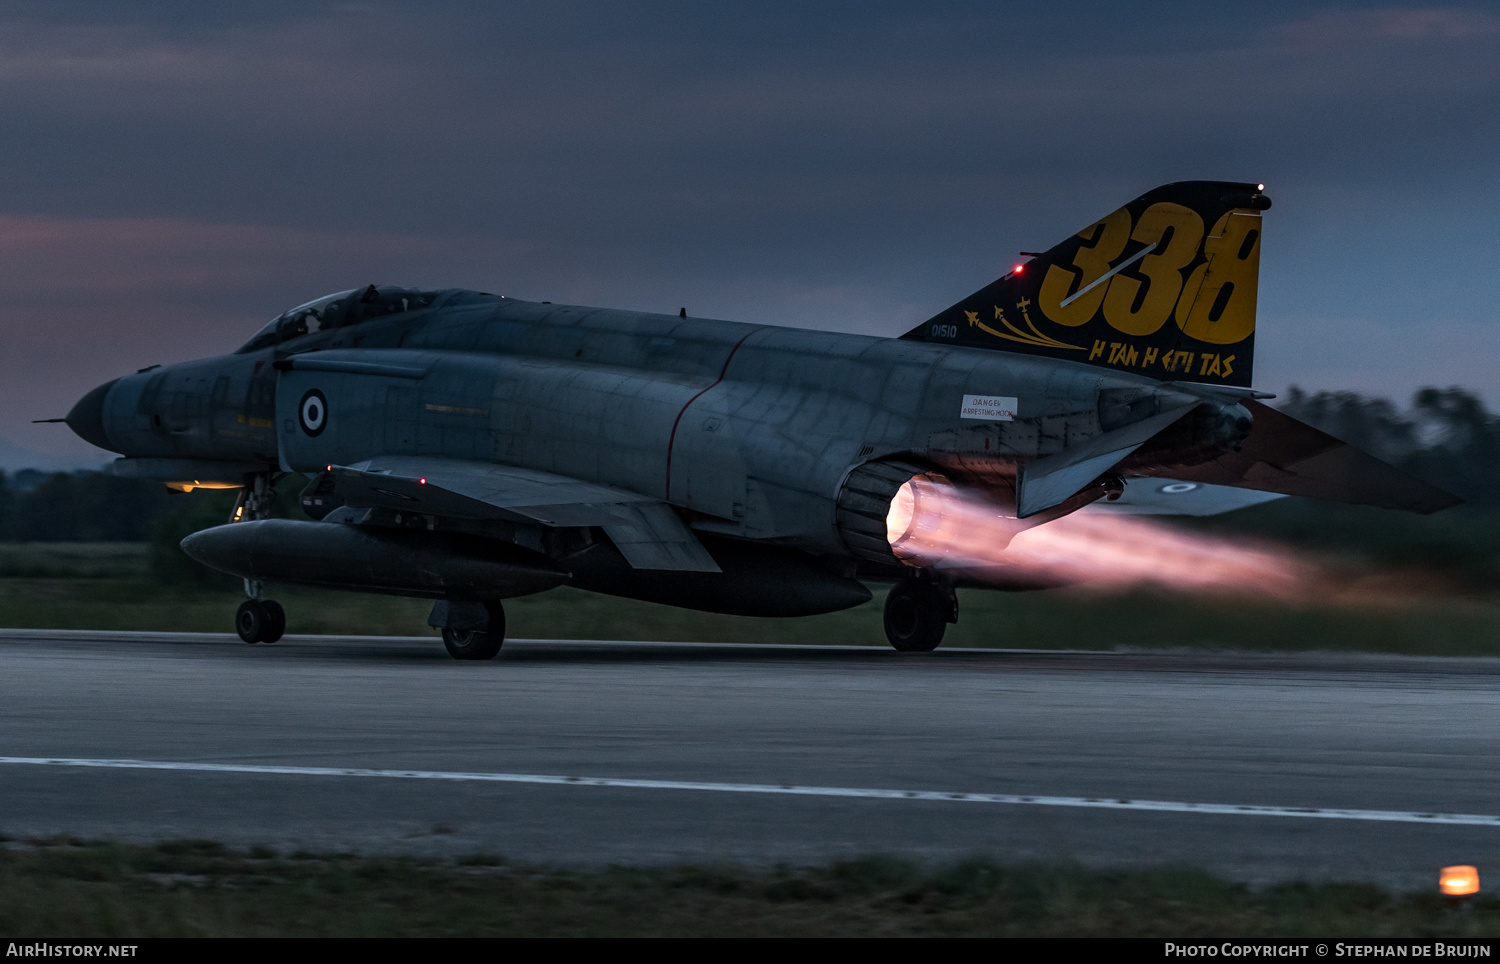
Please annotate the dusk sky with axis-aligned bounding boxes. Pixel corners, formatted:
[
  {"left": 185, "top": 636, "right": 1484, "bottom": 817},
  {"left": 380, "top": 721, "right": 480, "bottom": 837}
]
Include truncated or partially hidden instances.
[{"left": 2, "top": 1, "right": 1497, "bottom": 468}]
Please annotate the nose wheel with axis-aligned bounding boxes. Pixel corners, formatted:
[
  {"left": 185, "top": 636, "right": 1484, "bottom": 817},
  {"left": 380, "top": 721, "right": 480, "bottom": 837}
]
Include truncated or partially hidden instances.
[
  {"left": 236, "top": 598, "right": 286, "bottom": 644},
  {"left": 230, "top": 471, "right": 286, "bottom": 645}
]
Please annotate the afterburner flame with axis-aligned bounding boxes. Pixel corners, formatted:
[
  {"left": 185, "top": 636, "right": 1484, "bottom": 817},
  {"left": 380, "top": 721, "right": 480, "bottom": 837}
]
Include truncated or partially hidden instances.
[{"left": 886, "top": 479, "right": 1311, "bottom": 597}]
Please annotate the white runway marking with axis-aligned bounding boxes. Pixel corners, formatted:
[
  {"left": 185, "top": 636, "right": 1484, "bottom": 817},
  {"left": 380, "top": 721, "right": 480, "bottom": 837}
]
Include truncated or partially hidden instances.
[{"left": 3, "top": 756, "right": 1497, "bottom": 827}]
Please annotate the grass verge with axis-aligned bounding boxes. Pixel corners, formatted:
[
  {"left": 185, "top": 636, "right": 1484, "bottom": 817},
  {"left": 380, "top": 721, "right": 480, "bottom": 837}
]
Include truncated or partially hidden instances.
[
  {"left": 2, "top": 580, "right": 1499, "bottom": 655},
  {"left": 2, "top": 543, "right": 1499, "bottom": 655},
  {"left": 2, "top": 839, "right": 1498, "bottom": 937}
]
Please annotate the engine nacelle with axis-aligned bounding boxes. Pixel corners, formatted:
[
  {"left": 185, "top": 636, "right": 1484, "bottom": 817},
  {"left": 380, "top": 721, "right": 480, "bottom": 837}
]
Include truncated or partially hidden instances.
[{"left": 834, "top": 459, "right": 943, "bottom": 567}]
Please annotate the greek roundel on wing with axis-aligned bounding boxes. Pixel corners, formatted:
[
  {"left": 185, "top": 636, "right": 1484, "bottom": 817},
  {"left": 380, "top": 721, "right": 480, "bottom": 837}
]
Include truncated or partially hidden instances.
[
  {"left": 1159, "top": 482, "right": 1198, "bottom": 494},
  {"left": 299, "top": 389, "right": 328, "bottom": 437}
]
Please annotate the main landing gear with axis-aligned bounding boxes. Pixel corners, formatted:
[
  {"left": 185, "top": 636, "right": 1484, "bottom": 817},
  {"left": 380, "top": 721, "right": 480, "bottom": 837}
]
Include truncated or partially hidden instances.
[
  {"left": 231, "top": 471, "right": 286, "bottom": 645},
  {"left": 883, "top": 576, "right": 957, "bottom": 652},
  {"left": 429, "top": 600, "right": 506, "bottom": 661}
]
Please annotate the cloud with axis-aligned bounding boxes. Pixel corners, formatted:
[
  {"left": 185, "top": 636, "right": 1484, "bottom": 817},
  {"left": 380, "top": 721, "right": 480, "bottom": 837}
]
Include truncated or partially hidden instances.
[
  {"left": 0, "top": 215, "right": 505, "bottom": 302},
  {"left": 0, "top": 12, "right": 437, "bottom": 136},
  {"left": 1258, "top": 313, "right": 1500, "bottom": 408},
  {"left": 1277, "top": 7, "right": 1500, "bottom": 48},
  {"left": 0, "top": 212, "right": 529, "bottom": 452}
]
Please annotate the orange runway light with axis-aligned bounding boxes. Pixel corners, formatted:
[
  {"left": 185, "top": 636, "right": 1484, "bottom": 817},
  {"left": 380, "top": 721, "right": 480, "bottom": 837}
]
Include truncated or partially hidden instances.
[{"left": 1441, "top": 865, "right": 1480, "bottom": 896}]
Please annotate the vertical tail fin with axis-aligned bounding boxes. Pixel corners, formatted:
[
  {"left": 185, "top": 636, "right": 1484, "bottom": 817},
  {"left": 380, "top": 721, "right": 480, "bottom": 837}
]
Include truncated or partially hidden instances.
[{"left": 903, "top": 180, "right": 1270, "bottom": 388}]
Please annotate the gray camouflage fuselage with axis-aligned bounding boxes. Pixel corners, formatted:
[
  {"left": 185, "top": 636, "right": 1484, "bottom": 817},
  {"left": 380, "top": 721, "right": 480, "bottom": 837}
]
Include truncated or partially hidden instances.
[{"left": 85, "top": 291, "right": 1209, "bottom": 563}]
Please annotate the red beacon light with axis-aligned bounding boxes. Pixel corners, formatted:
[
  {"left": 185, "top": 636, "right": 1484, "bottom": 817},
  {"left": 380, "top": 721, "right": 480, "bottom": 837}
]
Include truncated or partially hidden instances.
[
  {"left": 419, "top": 478, "right": 427, "bottom": 485},
  {"left": 1012, "top": 263, "right": 1025, "bottom": 275}
]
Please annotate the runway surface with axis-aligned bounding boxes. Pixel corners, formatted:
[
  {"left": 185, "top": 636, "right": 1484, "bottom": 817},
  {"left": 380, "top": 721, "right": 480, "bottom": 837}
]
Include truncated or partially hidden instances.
[{"left": 3, "top": 628, "right": 1499, "bottom": 889}]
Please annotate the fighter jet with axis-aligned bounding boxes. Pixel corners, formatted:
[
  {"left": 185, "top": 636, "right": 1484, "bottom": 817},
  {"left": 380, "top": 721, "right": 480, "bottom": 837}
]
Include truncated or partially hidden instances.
[{"left": 60, "top": 180, "right": 1457, "bottom": 657}]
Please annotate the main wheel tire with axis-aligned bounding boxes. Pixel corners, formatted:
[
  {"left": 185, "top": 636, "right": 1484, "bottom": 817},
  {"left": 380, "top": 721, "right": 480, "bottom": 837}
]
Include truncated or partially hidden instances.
[
  {"left": 884, "top": 582, "right": 947, "bottom": 652},
  {"left": 441, "top": 601, "right": 505, "bottom": 661},
  {"left": 260, "top": 600, "right": 286, "bottom": 644},
  {"left": 236, "top": 599, "right": 269, "bottom": 644}
]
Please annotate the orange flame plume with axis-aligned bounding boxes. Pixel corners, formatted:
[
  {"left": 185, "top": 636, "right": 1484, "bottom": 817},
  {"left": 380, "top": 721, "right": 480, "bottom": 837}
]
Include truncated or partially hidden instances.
[{"left": 886, "top": 478, "right": 1312, "bottom": 597}]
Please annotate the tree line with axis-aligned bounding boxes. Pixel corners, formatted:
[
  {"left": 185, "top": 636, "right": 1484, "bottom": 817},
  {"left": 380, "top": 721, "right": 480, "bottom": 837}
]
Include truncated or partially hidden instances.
[
  {"left": 1278, "top": 386, "right": 1499, "bottom": 506},
  {"left": 0, "top": 469, "right": 179, "bottom": 542}
]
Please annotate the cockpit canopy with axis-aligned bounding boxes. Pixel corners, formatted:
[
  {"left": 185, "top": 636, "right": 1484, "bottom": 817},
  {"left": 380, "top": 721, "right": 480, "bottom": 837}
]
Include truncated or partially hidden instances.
[{"left": 236, "top": 285, "right": 440, "bottom": 353}]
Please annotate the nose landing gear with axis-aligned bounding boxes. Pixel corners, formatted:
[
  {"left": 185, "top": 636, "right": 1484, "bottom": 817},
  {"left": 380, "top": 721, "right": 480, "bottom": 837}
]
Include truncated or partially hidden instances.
[
  {"left": 231, "top": 471, "right": 286, "bottom": 645},
  {"left": 883, "top": 575, "right": 957, "bottom": 652},
  {"left": 236, "top": 596, "right": 286, "bottom": 644}
]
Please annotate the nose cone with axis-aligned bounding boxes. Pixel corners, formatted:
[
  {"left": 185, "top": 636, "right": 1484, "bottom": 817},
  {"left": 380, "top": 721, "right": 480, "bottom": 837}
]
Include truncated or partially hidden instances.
[{"left": 65, "top": 378, "right": 121, "bottom": 452}]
